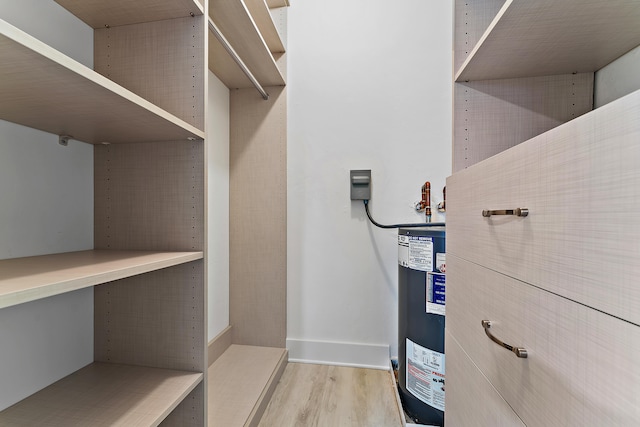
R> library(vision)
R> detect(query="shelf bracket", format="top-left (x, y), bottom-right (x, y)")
top-left (58, 135), bottom-right (72, 146)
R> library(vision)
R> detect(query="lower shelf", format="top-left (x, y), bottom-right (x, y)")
top-left (208, 344), bottom-right (287, 427)
top-left (0, 362), bottom-right (203, 426)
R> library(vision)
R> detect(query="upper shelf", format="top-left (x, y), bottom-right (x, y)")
top-left (0, 19), bottom-right (204, 144)
top-left (0, 249), bottom-right (203, 310)
top-left (54, 0), bottom-right (204, 28)
top-left (209, 0), bottom-right (285, 89)
top-left (455, 0), bottom-right (640, 82)
top-left (245, 0), bottom-right (285, 54)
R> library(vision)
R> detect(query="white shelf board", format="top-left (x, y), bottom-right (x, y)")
top-left (0, 249), bottom-right (203, 310)
top-left (0, 362), bottom-right (203, 426)
top-left (54, 0), bottom-right (203, 28)
top-left (0, 19), bottom-right (204, 144)
top-left (455, 0), bottom-right (640, 81)
top-left (209, 0), bottom-right (285, 88)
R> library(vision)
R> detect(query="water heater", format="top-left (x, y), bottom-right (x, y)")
top-left (398, 227), bottom-right (445, 426)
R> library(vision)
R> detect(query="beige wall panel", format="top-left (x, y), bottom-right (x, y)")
top-left (448, 89), bottom-right (640, 324)
top-left (95, 261), bottom-right (205, 372)
top-left (445, 331), bottom-right (525, 427)
top-left (95, 141), bottom-right (204, 252)
top-left (447, 255), bottom-right (640, 426)
top-left (453, 73), bottom-right (593, 171)
top-left (230, 86), bottom-right (286, 347)
top-left (94, 16), bottom-right (205, 130)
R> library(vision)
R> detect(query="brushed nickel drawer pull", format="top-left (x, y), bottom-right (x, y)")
top-left (482, 208), bottom-right (528, 217)
top-left (481, 320), bottom-right (528, 358)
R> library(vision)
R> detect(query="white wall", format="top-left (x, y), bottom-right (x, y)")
top-left (0, 0), bottom-right (94, 410)
top-left (287, 0), bottom-right (453, 368)
top-left (207, 71), bottom-right (231, 341)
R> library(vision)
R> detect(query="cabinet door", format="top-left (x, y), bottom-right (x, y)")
top-left (447, 254), bottom-right (640, 426)
top-left (447, 88), bottom-right (640, 325)
top-left (446, 330), bottom-right (525, 427)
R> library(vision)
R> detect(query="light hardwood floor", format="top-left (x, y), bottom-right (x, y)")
top-left (258, 363), bottom-right (404, 427)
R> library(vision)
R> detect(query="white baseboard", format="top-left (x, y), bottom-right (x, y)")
top-left (286, 338), bottom-right (390, 370)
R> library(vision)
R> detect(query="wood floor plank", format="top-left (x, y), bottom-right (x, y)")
top-left (258, 363), bottom-right (403, 427)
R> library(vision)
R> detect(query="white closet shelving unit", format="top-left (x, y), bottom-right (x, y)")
top-left (0, 0), bottom-right (207, 425)
top-left (205, 0), bottom-right (289, 425)
top-left (1, 0), bottom-right (287, 423)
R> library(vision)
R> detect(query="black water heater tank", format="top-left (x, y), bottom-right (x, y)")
top-left (398, 227), bottom-right (445, 426)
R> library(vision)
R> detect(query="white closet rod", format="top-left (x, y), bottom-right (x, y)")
top-left (207, 17), bottom-right (269, 100)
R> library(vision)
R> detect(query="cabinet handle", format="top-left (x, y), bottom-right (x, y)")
top-left (482, 208), bottom-right (528, 217)
top-left (481, 320), bottom-right (527, 358)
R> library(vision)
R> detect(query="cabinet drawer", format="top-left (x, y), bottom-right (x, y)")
top-left (446, 89), bottom-right (640, 324)
top-left (447, 254), bottom-right (640, 426)
top-left (445, 330), bottom-right (525, 427)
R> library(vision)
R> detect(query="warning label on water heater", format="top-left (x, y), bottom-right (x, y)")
top-left (406, 339), bottom-right (445, 412)
top-left (426, 272), bottom-right (446, 316)
top-left (398, 235), bottom-right (434, 272)
top-left (398, 235), bottom-right (410, 267)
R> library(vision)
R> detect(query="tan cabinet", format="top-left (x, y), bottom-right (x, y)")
top-left (447, 0), bottom-right (640, 425)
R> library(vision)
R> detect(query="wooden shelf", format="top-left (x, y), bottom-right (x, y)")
top-left (54, 0), bottom-right (203, 28)
top-left (245, 0), bottom-right (285, 54)
top-left (208, 345), bottom-right (287, 427)
top-left (455, 0), bottom-right (640, 82)
top-left (0, 362), bottom-right (203, 426)
top-left (0, 19), bottom-right (204, 144)
top-left (208, 0), bottom-right (285, 89)
top-left (0, 250), bottom-right (203, 309)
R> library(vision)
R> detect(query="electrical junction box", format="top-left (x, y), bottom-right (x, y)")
top-left (350, 169), bottom-right (371, 200)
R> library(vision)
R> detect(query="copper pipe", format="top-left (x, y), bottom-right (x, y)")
top-left (421, 181), bottom-right (432, 223)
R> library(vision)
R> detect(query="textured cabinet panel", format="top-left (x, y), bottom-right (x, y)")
top-left (95, 141), bottom-right (204, 252)
top-left (94, 16), bottom-right (205, 131)
top-left (447, 254), bottom-right (640, 426)
top-left (448, 88), bottom-right (640, 324)
top-left (445, 330), bottom-right (524, 427)
top-left (453, 73), bottom-right (593, 171)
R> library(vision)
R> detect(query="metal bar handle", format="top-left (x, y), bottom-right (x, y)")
top-left (481, 320), bottom-right (527, 358)
top-left (482, 208), bottom-right (528, 217)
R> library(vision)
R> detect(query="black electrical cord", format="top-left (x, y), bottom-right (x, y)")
top-left (363, 199), bottom-right (445, 229)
